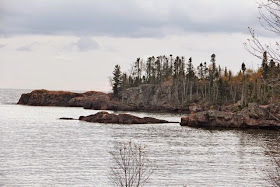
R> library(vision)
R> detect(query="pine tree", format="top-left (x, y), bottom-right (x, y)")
top-left (186, 58), bottom-right (195, 78)
top-left (112, 65), bottom-right (122, 98)
top-left (209, 54), bottom-right (217, 101)
top-left (224, 67), bottom-right (228, 78)
top-left (197, 63), bottom-right (204, 79)
top-left (262, 51), bottom-right (269, 79)
top-left (113, 53), bottom-right (279, 105)
top-left (241, 62), bottom-right (247, 106)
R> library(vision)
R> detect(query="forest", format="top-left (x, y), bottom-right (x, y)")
top-left (112, 52), bottom-right (280, 107)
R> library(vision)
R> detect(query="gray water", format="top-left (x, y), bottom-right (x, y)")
top-left (0, 88), bottom-right (279, 186)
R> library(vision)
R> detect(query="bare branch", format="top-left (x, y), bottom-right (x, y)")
top-left (109, 141), bottom-right (154, 187)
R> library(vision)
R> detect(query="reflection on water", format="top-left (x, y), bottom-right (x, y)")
top-left (0, 89), bottom-right (279, 186)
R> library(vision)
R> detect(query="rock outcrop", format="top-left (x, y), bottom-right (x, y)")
top-left (18, 89), bottom-right (85, 106)
top-left (59, 117), bottom-right (76, 120)
top-left (17, 89), bottom-right (136, 110)
top-left (181, 103), bottom-right (280, 129)
top-left (17, 89), bottom-right (190, 113)
top-left (79, 111), bottom-right (171, 124)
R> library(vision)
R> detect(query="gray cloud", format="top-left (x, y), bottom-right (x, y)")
top-left (74, 37), bottom-right (99, 51)
top-left (0, 44), bottom-right (6, 48)
top-left (16, 42), bottom-right (38, 51)
top-left (0, 0), bottom-right (263, 37)
top-left (65, 36), bottom-right (99, 52)
top-left (17, 45), bottom-right (32, 51)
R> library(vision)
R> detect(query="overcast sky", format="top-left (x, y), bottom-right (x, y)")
top-left (0, 0), bottom-right (277, 91)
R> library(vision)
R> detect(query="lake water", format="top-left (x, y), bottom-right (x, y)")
top-left (0, 88), bottom-right (279, 186)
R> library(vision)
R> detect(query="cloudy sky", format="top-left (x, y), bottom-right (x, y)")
top-left (0, 0), bottom-right (277, 91)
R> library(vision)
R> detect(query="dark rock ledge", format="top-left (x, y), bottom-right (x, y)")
top-left (17, 89), bottom-right (189, 113)
top-left (180, 103), bottom-right (280, 129)
top-left (79, 111), bottom-right (176, 124)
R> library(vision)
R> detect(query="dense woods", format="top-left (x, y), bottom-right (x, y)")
top-left (111, 53), bottom-right (280, 107)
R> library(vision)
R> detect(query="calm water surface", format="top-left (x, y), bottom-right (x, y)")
top-left (0, 88), bottom-right (279, 186)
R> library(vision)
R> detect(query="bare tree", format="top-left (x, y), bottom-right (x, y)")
top-left (244, 0), bottom-right (280, 97)
top-left (108, 141), bottom-right (154, 187)
top-left (244, 3), bottom-right (280, 185)
top-left (245, 0), bottom-right (280, 64)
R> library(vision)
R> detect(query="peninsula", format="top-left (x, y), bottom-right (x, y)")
top-left (18, 53), bottom-right (280, 129)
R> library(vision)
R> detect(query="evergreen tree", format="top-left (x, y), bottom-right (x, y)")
top-left (173, 56), bottom-right (180, 78)
top-left (209, 54), bottom-right (217, 100)
top-left (169, 54), bottom-right (173, 77)
top-left (224, 67), bottom-right (228, 78)
top-left (155, 57), bottom-right (161, 84)
top-left (262, 51), bottom-right (269, 79)
top-left (112, 65), bottom-right (122, 98)
top-left (197, 63), bottom-right (204, 79)
top-left (133, 58), bottom-right (142, 86)
top-left (146, 57), bottom-right (153, 83)
top-left (114, 53), bottom-right (279, 105)
top-left (187, 58), bottom-right (195, 78)
top-left (241, 62), bottom-right (247, 106)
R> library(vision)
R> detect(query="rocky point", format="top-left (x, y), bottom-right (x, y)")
top-left (181, 103), bottom-right (280, 129)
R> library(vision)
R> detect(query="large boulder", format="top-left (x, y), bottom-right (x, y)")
top-left (79, 111), bottom-right (170, 124)
top-left (181, 103), bottom-right (280, 129)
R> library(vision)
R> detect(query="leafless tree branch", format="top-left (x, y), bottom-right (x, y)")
top-left (108, 141), bottom-right (154, 187)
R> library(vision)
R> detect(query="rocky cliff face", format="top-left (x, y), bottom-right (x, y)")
top-left (181, 103), bottom-right (280, 129)
top-left (123, 84), bottom-right (189, 112)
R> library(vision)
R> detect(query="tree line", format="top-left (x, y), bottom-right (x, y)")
top-left (112, 53), bottom-right (280, 106)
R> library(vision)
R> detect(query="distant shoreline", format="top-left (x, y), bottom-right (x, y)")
top-left (17, 89), bottom-right (280, 130)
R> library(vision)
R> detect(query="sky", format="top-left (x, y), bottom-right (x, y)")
top-left (0, 0), bottom-right (277, 91)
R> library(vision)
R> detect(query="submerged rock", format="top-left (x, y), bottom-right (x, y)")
top-left (59, 117), bottom-right (76, 120)
top-left (79, 111), bottom-right (172, 124)
top-left (181, 103), bottom-right (280, 129)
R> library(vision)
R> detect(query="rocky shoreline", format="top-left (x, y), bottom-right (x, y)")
top-left (180, 103), bottom-right (280, 129)
top-left (17, 89), bottom-right (189, 113)
top-left (18, 89), bottom-right (280, 129)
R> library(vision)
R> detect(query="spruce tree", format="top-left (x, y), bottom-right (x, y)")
top-left (112, 65), bottom-right (122, 98)
top-left (241, 62), bottom-right (247, 106)
top-left (186, 58), bottom-right (195, 78)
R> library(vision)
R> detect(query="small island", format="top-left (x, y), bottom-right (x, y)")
top-left (79, 111), bottom-right (172, 124)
